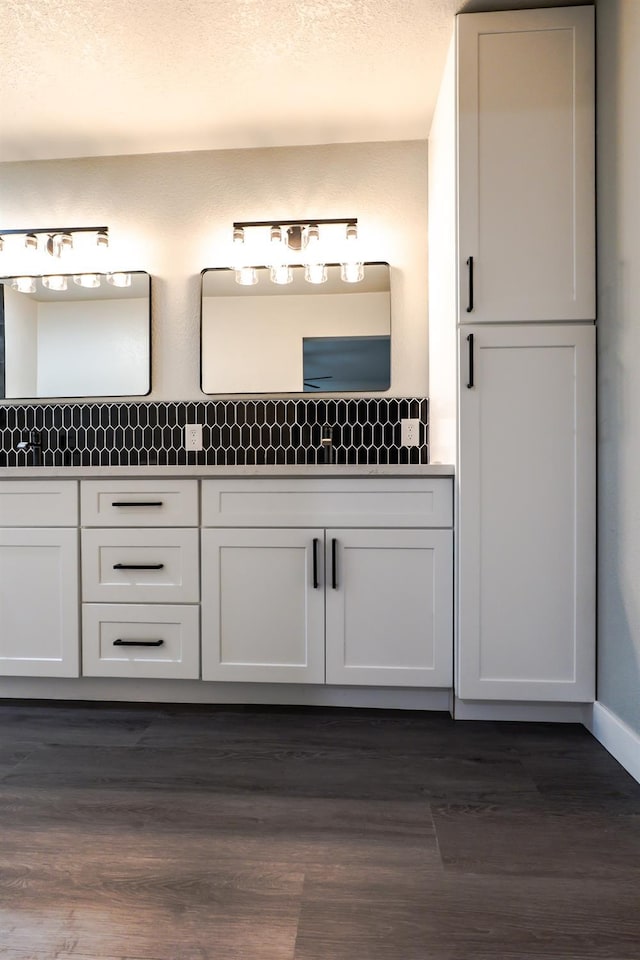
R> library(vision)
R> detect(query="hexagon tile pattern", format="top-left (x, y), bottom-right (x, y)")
top-left (0, 398), bottom-right (428, 468)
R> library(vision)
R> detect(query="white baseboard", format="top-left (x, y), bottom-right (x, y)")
top-left (453, 698), bottom-right (591, 723)
top-left (0, 677), bottom-right (452, 712)
top-left (586, 702), bottom-right (640, 785)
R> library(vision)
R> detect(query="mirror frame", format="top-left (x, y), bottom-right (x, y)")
top-left (0, 270), bottom-right (152, 401)
top-left (199, 262), bottom-right (391, 396)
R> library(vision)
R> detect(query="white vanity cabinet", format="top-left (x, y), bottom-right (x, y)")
top-left (80, 480), bottom-right (200, 679)
top-left (457, 5), bottom-right (595, 324)
top-left (201, 479), bottom-right (453, 687)
top-left (0, 481), bottom-right (79, 677)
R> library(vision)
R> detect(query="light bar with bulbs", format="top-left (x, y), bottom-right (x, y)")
top-left (0, 226), bottom-right (113, 293)
top-left (230, 218), bottom-right (364, 287)
top-left (0, 226), bottom-right (109, 257)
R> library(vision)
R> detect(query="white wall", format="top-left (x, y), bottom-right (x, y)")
top-left (3, 286), bottom-right (37, 397)
top-left (0, 141), bottom-right (427, 400)
top-left (596, 0), bottom-right (640, 736)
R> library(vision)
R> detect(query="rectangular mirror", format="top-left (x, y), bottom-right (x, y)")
top-left (0, 271), bottom-right (151, 399)
top-left (201, 263), bottom-right (391, 394)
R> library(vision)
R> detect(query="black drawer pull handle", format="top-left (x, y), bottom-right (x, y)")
top-left (113, 639), bottom-right (164, 647)
top-left (113, 563), bottom-right (165, 570)
top-left (312, 537), bottom-right (319, 589)
top-left (331, 538), bottom-right (338, 590)
top-left (466, 256), bottom-right (474, 313)
top-left (111, 501), bottom-right (164, 507)
top-left (467, 333), bottom-right (475, 389)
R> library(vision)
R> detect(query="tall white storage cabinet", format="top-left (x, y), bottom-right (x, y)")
top-left (429, 6), bottom-right (596, 704)
top-left (457, 6), bottom-right (595, 324)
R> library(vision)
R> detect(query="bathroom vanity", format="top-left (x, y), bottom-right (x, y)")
top-left (0, 468), bottom-right (457, 711)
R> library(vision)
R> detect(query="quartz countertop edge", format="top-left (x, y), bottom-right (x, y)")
top-left (0, 463), bottom-right (454, 479)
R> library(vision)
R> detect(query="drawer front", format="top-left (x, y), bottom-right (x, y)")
top-left (82, 528), bottom-right (199, 603)
top-left (201, 478), bottom-right (453, 528)
top-left (81, 480), bottom-right (198, 527)
top-left (82, 604), bottom-right (199, 679)
top-left (0, 481), bottom-right (78, 527)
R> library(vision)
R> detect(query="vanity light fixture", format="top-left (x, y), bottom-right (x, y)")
top-left (231, 218), bottom-right (364, 286)
top-left (341, 222), bottom-right (364, 283)
top-left (0, 225), bottom-right (110, 259)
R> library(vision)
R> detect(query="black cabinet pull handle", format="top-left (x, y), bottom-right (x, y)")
top-left (466, 256), bottom-right (474, 313)
top-left (113, 639), bottom-right (164, 647)
top-left (331, 538), bottom-right (338, 590)
top-left (467, 333), bottom-right (475, 389)
top-left (112, 563), bottom-right (165, 570)
top-left (111, 501), bottom-right (164, 507)
top-left (312, 538), bottom-right (319, 589)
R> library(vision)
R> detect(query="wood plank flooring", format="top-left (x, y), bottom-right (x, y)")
top-left (0, 702), bottom-right (638, 959)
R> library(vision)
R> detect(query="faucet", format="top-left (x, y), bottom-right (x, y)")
top-left (17, 430), bottom-right (42, 466)
top-left (320, 424), bottom-right (334, 464)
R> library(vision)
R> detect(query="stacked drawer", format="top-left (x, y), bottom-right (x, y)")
top-left (80, 480), bottom-right (200, 679)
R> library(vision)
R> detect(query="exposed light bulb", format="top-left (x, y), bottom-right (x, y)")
top-left (235, 266), bottom-right (258, 286)
top-left (10, 276), bottom-right (36, 293)
top-left (96, 230), bottom-right (109, 249)
top-left (233, 226), bottom-right (245, 245)
top-left (42, 275), bottom-right (68, 291)
top-left (106, 272), bottom-right (132, 288)
top-left (341, 262), bottom-right (364, 283)
top-left (306, 224), bottom-right (320, 246)
top-left (74, 274), bottom-right (101, 288)
top-left (25, 233), bottom-right (38, 251)
top-left (305, 263), bottom-right (327, 284)
top-left (270, 265), bottom-right (293, 285)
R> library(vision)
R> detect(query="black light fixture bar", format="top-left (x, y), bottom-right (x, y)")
top-left (0, 226), bottom-right (108, 237)
top-left (233, 218), bottom-right (357, 229)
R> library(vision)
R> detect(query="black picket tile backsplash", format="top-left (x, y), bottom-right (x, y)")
top-left (0, 397), bottom-right (429, 467)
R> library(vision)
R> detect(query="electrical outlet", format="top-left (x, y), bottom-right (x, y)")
top-left (401, 418), bottom-right (421, 447)
top-left (185, 423), bottom-right (203, 451)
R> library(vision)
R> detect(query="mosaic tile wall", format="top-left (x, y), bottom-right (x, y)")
top-left (0, 398), bottom-right (429, 467)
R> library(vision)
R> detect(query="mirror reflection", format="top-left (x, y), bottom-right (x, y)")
top-left (201, 263), bottom-right (391, 394)
top-left (0, 272), bottom-right (151, 399)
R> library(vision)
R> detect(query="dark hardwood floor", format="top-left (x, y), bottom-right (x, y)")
top-left (0, 701), bottom-right (638, 960)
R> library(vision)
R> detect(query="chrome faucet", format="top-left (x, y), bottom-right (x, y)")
top-left (17, 430), bottom-right (42, 465)
top-left (320, 424), bottom-right (334, 463)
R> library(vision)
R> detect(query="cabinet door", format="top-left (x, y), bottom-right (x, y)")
top-left (457, 324), bottom-right (595, 701)
top-left (0, 528), bottom-right (79, 677)
top-left (201, 528), bottom-right (325, 683)
top-left (325, 529), bottom-right (453, 687)
top-left (457, 6), bottom-right (594, 323)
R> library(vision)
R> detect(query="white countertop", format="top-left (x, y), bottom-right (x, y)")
top-left (0, 463), bottom-right (454, 479)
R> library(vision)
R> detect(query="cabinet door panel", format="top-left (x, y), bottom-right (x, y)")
top-left (201, 528), bottom-right (325, 683)
top-left (325, 529), bottom-right (453, 687)
top-left (457, 324), bottom-right (595, 701)
top-left (0, 528), bottom-right (79, 677)
top-left (458, 6), bottom-right (594, 322)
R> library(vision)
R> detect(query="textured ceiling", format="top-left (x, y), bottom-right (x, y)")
top-left (0, 0), bottom-right (592, 162)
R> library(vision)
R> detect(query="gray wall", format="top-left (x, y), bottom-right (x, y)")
top-left (596, 0), bottom-right (640, 734)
